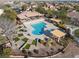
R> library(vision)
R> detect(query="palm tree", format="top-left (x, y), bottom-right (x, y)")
top-left (21, 4), bottom-right (27, 11)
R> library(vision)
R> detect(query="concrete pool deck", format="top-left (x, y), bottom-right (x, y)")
top-left (22, 18), bottom-right (58, 40)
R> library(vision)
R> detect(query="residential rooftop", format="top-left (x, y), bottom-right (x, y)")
top-left (17, 11), bottom-right (43, 19)
top-left (51, 18), bottom-right (61, 23)
top-left (67, 10), bottom-right (79, 19)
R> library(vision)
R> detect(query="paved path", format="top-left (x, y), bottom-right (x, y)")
top-left (65, 25), bottom-right (79, 35)
top-left (66, 25), bottom-right (79, 42)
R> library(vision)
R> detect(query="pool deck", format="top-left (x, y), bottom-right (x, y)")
top-left (22, 19), bottom-right (58, 41)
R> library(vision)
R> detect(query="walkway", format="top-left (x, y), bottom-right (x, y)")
top-left (66, 25), bottom-right (79, 43)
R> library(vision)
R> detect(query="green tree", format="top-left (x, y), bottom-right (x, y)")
top-left (0, 35), bottom-right (11, 57)
top-left (58, 6), bottom-right (69, 11)
top-left (74, 5), bottom-right (79, 12)
top-left (0, 45), bottom-right (12, 57)
top-left (4, 4), bottom-right (11, 8)
top-left (32, 40), bottom-right (37, 46)
top-left (35, 6), bottom-right (46, 14)
top-left (46, 9), bottom-right (53, 17)
top-left (57, 10), bottom-right (67, 19)
top-left (56, 5), bottom-right (68, 20)
top-left (21, 4), bottom-right (27, 11)
top-left (3, 48), bottom-right (12, 56)
top-left (3, 7), bottom-right (17, 20)
top-left (22, 37), bottom-right (28, 42)
top-left (46, 9), bottom-right (57, 18)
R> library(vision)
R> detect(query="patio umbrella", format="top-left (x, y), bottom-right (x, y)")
top-left (35, 38), bottom-right (38, 42)
top-left (35, 38), bottom-right (39, 45)
top-left (38, 39), bottom-right (41, 43)
top-left (44, 37), bottom-right (49, 42)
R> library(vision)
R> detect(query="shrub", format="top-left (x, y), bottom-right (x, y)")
top-left (13, 37), bottom-right (20, 42)
top-left (22, 37), bottom-right (28, 42)
top-left (33, 49), bottom-right (39, 54)
top-left (43, 42), bottom-right (47, 46)
top-left (18, 33), bottom-right (23, 37)
top-left (59, 39), bottom-right (67, 48)
top-left (3, 48), bottom-right (12, 57)
top-left (51, 42), bottom-right (53, 46)
top-left (28, 51), bottom-right (32, 56)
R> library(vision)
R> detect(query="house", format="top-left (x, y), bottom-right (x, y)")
top-left (50, 18), bottom-right (62, 24)
top-left (44, 3), bottom-right (57, 11)
top-left (67, 10), bottom-right (79, 26)
top-left (43, 6), bottom-right (49, 10)
top-left (17, 11), bottom-right (44, 25)
top-left (51, 29), bottom-right (66, 42)
top-left (17, 11), bottom-right (43, 20)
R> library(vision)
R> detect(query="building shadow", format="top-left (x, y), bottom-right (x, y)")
top-left (44, 30), bottom-right (53, 39)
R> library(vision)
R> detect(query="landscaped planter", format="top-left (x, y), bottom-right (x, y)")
top-left (23, 44), bottom-right (30, 49)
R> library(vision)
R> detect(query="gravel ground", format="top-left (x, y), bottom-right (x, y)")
top-left (49, 42), bottom-right (79, 58)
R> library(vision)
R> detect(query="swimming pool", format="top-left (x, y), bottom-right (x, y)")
top-left (31, 22), bottom-right (46, 35)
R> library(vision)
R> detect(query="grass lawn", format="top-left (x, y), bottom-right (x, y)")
top-left (13, 37), bottom-right (20, 42)
top-left (32, 40), bottom-right (37, 45)
top-left (22, 37), bottom-right (28, 42)
top-left (24, 44), bottom-right (30, 49)
top-left (74, 29), bottom-right (79, 38)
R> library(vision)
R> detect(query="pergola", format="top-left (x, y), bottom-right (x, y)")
top-left (51, 29), bottom-right (66, 42)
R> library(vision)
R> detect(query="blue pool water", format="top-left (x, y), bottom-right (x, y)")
top-left (31, 22), bottom-right (46, 35)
